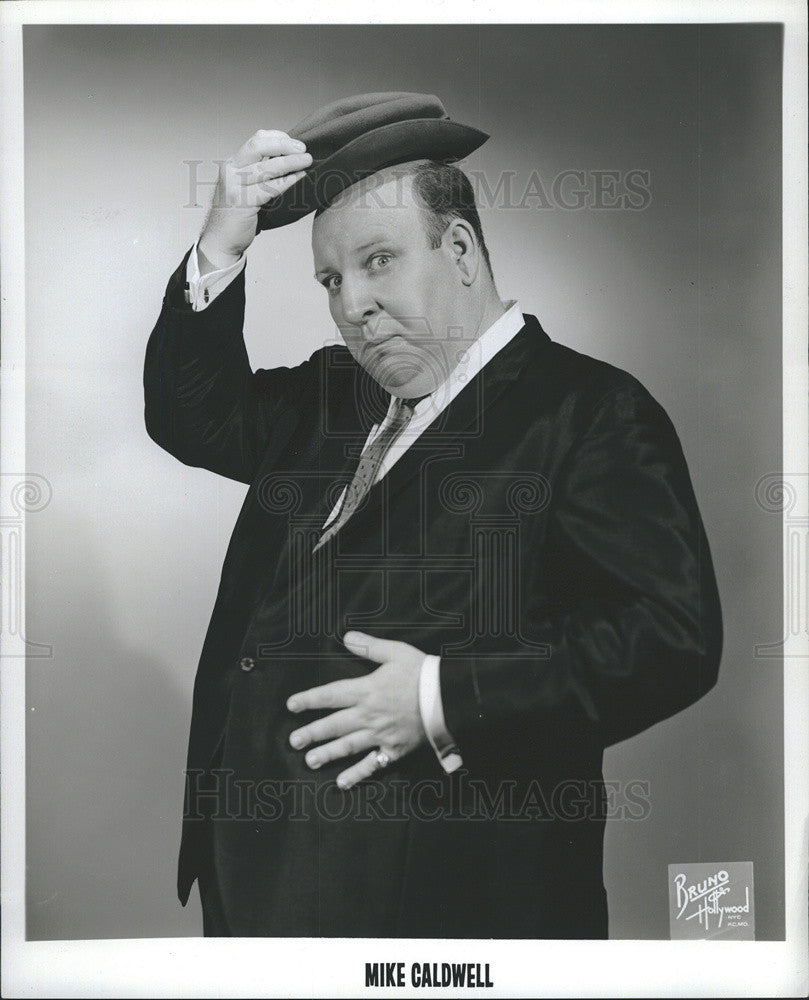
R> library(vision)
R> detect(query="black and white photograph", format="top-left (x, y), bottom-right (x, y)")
top-left (1, 1), bottom-right (807, 996)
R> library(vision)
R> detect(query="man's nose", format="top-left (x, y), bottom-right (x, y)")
top-left (340, 275), bottom-right (378, 327)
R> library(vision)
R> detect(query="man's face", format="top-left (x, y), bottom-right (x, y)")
top-left (311, 170), bottom-right (466, 398)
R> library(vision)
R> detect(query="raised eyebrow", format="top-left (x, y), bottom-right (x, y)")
top-left (356, 238), bottom-right (390, 254)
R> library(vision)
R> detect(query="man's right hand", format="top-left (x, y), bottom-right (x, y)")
top-left (197, 130), bottom-right (312, 272)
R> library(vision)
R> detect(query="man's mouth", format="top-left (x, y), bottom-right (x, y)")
top-left (371, 335), bottom-right (401, 350)
top-left (362, 333), bottom-right (402, 356)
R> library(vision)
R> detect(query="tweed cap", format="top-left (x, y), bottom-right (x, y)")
top-left (255, 91), bottom-right (489, 231)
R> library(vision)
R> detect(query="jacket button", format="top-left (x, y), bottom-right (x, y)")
top-left (239, 656), bottom-right (255, 672)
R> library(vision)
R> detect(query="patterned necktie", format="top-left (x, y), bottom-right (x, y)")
top-left (313, 396), bottom-right (423, 553)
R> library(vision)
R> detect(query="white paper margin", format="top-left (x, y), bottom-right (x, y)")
top-left (1, 1), bottom-right (806, 997)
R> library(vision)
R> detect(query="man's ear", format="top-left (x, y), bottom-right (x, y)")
top-left (445, 219), bottom-right (479, 286)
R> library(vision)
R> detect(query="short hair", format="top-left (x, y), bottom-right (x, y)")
top-left (405, 160), bottom-right (493, 278)
top-left (315, 159), bottom-right (494, 278)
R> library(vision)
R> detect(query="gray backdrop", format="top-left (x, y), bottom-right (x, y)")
top-left (24, 23), bottom-right (784, 940)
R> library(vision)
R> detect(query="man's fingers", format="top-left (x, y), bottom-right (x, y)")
top-left (337, 750), bottom-right (385, 791)
top-left (232, 130), bottom-right (307, 168)
top-left (239, 170), bottom-right (308, 208)
top-left (289, 707), bottom-right (359, 750)
top-left (236, 152), bottom-right (312, 185)
top-left (343, 630), bottom-right (402, 665)
top-left (301, 729), bottom-right (376, 770)
top-left (287, 676), bottom-right (363, 714)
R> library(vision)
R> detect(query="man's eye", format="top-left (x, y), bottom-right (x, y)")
top-left (324, 275), bottom-right (341, 292)
top-left (368, 254), bottom-right (392, 271)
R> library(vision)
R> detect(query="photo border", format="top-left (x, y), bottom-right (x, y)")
top-left (2, 1), bottom-right (806, 996)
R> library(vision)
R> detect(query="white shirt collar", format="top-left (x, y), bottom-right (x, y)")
top-left (391, 300), bottom-right (524, 425)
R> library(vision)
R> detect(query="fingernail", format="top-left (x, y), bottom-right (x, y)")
top-left (292, 140), bottom-right (306, 150)
top-left (290, 732), bottom-right (302, 748)
top-left (344, 632), bottom-right (360, 643)
top-left (287, 698), bottom-right (299, 712)
top-left (306, 753), bottom-right (320, 768)
top-left (336, 777), bottom-right (348, 790)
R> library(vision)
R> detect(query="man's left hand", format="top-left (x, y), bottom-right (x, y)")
top-left (287, 631), bottom-right (428, 790)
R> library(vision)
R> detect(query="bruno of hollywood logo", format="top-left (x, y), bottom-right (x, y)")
top-left (668, 862), bottom-right (755, 940)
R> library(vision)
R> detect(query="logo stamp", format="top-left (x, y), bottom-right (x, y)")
top-left (668, 862), bottom-right (755, 940)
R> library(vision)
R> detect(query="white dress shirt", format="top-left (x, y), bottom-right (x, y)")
top-left (185, 244), bottom-right (526, 773)
top-left (185, 244), bottom-right (247, 309)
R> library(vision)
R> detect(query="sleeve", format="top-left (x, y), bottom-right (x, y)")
top-left (418, 655), bottom-right (463, 773)
top-left (185, 242), bottom-right (246, 311)
top-left (144, 247), bottom-right (323, 484)
top-left (439, 382), bottom-right (723, 751)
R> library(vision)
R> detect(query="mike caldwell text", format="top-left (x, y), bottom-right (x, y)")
top-left (365, 963), bottom-right (494, 988)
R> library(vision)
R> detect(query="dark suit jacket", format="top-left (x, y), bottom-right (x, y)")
top-left (144, 249), bottom-right (722, 938)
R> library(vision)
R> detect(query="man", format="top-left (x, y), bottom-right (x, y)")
top-left (144, 92), bottom-right (722, 938)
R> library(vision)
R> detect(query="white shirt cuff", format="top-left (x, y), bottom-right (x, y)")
top-left (418, 654), bottom-right (463, 773)
top-left (184, 243), bottom-right (246, 311)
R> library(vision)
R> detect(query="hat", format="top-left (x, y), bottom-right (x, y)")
top-left (255, 91), bottom-right (489, 232)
